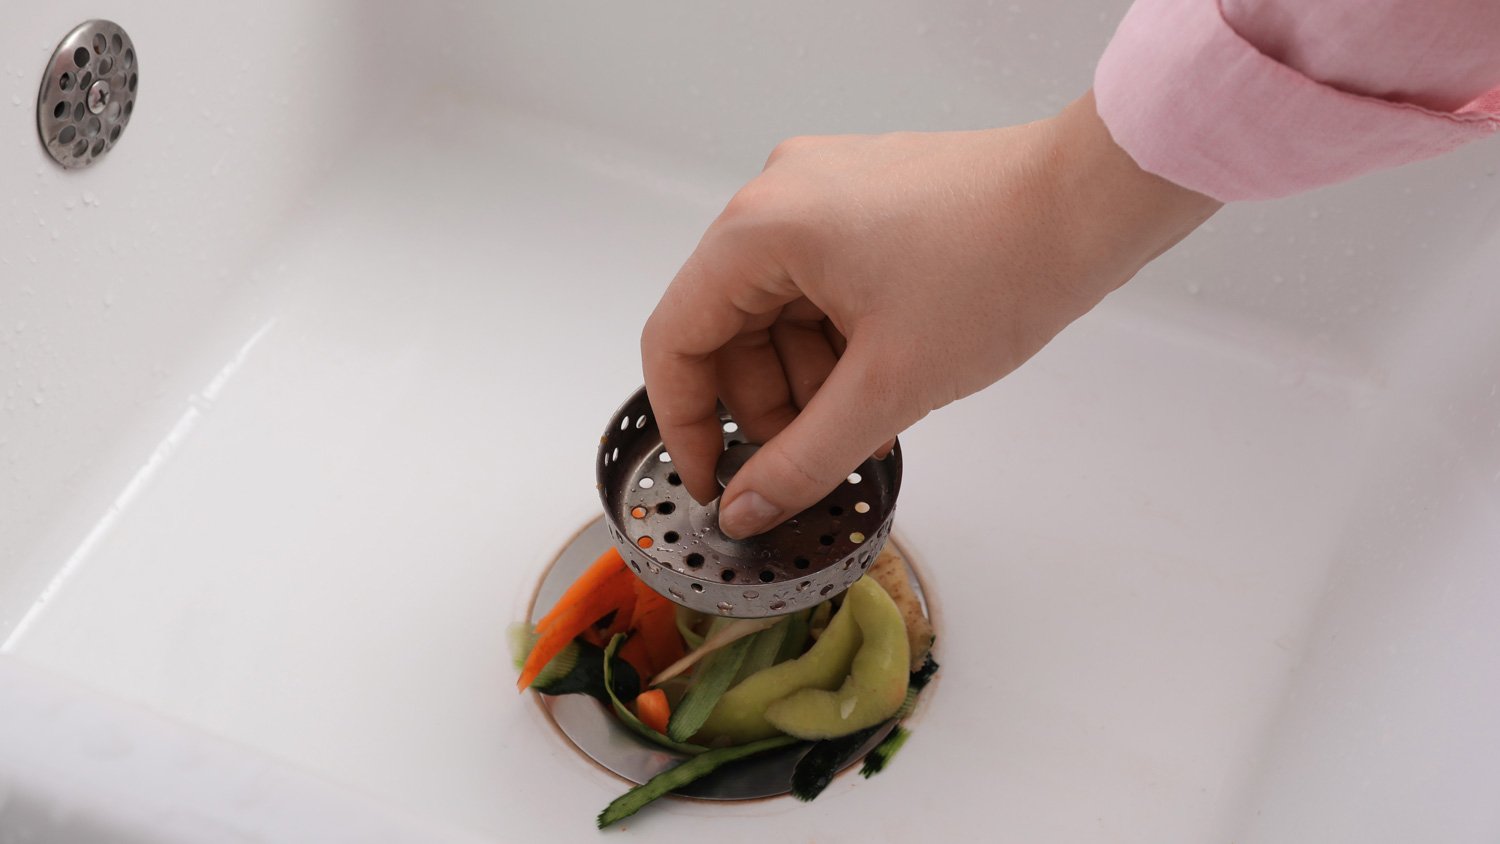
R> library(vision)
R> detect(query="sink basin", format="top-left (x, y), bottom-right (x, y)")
top-left (2, 2), bottom-right (1498, 842)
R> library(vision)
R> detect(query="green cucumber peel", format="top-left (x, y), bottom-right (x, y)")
top-left (597, 734), bottom-right (800, 829)
top-left (734, 616), bottom-right (791, 684)
top-left (675, 605), bottom-right (707, 649)
top-left (776, 609), bottom-right (811, 664)
top-left (666, 632), bottom-right (755, 742)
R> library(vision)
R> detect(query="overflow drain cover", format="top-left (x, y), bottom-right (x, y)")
top-left (38, 20), bottom-right (139, 169)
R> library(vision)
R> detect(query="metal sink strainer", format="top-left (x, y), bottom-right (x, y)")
top-left (597, 386), bottom-right (902, 618)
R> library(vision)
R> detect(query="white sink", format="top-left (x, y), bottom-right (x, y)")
top-left (2, 2), bottom-right (1498, 842)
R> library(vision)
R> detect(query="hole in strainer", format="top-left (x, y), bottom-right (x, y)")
top-left (847, 472), bottom-right (862, 484)
top-left (128, 73), bottom-right (137, 93)
top-left (663, 531), bottom-right (680, 544)
top-left (73, 47), bottom-right (90, 68)
top-left (759, 570), bottom-right (775, 583)
top-left (667, 472), bottom-right (681, 486)
top-left (73, 102), bottom-right (85, 121)
top-left (71, 139), bottom-right (87, 156)
top-left (638, 477), bottom-right (654, 489)
top-left (97, 57), bottom-right (113, 75)
top-left (57, 125), bottom-right (76, 144)
top-left (635, 414), bottom-right (648, 429)
top-left (90, 139), bottom-right (104, 156)
top-left (637, 536), bottom-right (654, 549)
top-left (111, 34), bottom-right (123, 54)
top-left (658, 451), bottom-right (671, 462)
top-left (828, 505), bottom-right (844, 517)
top-left (722, 421), bottom-right (739, 433)
top-left (685, 553), bottom-right (704, 568)
top-left (818, 535), bottom-right (834, 546)
top-left (124, 48), bottom-right (135, 70)
top-left (59, 73), bottom-right (74, 91)
top-left (656, 501), bottom-right (676, 515)
top-left (850, 532), bottom-right (865, 543)
top-left (854, 501), bottom-right (870, 514)
top-left (691, 583), bottom-right (704, 593)
top-left (52, 101), bottom-right (66, 119)
top-left (109, 125), bottom-right (121, 143)
top-left (620, 417), bottom-right (629, 431)
top-left (720, 569), bottom-right (736, 582)
top-left (794, 557), bottom-right (810, 569)
top-left (84, 116), bottom-right (101, 139)
top-left (92, 33), bottom-right (107, 54)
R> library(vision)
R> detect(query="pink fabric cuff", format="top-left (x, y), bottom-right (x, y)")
top-left (1094, 0), bottom-right (1500, 201)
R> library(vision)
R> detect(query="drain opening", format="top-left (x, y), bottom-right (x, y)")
top-left (526, 516), bottom-right (938, 801)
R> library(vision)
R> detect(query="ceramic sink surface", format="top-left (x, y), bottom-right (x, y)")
top-left (2, 2), bottom-right (1498, 842)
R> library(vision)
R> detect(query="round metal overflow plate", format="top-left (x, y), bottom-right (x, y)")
top-left (37, 20), bottom-right (139, 169)
top-left (531, 517), bottom-right (934, 799)
top-left (597, 386), bottom-right (902, 619)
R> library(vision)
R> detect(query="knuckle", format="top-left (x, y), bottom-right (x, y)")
top-left (719, 178), bottom-right (779, 223)
top-left (753, 439), bottom-right (835, 505)
top-left (765, 135), bottom-right (815, 166)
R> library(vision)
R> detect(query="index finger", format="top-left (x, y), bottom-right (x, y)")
top-left (641, 230), bottom-right (797, 504)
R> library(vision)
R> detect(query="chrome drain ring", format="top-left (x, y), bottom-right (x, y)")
top-left (528, 517), bottom-right (935, 800)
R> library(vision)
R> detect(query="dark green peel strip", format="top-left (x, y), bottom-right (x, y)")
top-left (860, 725), bottom-right (911, 777)
top-left (531, 639), bottom-right (638, 705)
top-left (788, 723), bottom-right (885, 801)
top-left (597, 735), bottom-right (801, 829)
top-left (791, 653), bottom-right (941, 800)
top-left (909, 653), bottom-right (940, 690)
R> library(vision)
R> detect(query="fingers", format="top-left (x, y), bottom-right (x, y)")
top-left (715, 329), bottom-right (799, 446)
top-left (770, 304), bottom-right (839, 411)
top-left (642, 231), bottom-right (798, 504)
top-left (718, 330), bottom-right (917, 538)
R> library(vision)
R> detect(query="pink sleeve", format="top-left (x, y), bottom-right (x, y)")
top-left (1094, 0), bottom-right (1500, 201)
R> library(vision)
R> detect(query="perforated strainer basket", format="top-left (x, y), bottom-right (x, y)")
top-left (597, 387), bottom-right (901, 618)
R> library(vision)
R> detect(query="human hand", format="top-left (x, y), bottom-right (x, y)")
top-left (641, 91), bottom-right (1220, 539)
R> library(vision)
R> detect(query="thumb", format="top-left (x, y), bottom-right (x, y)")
top-left (718, 334), bottom-right (915, 539)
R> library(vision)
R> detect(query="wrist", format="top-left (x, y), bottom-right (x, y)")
top-left (1042, 90), bottom-right (1222, 297)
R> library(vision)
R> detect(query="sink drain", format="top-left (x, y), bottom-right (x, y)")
top-left (528, 516), bottom-right (936, 800)
top-left (37, 20), bottom-right (139, 169)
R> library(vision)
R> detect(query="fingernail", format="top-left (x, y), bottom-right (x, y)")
top-left (719, 491), bottom-right (781, 539)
